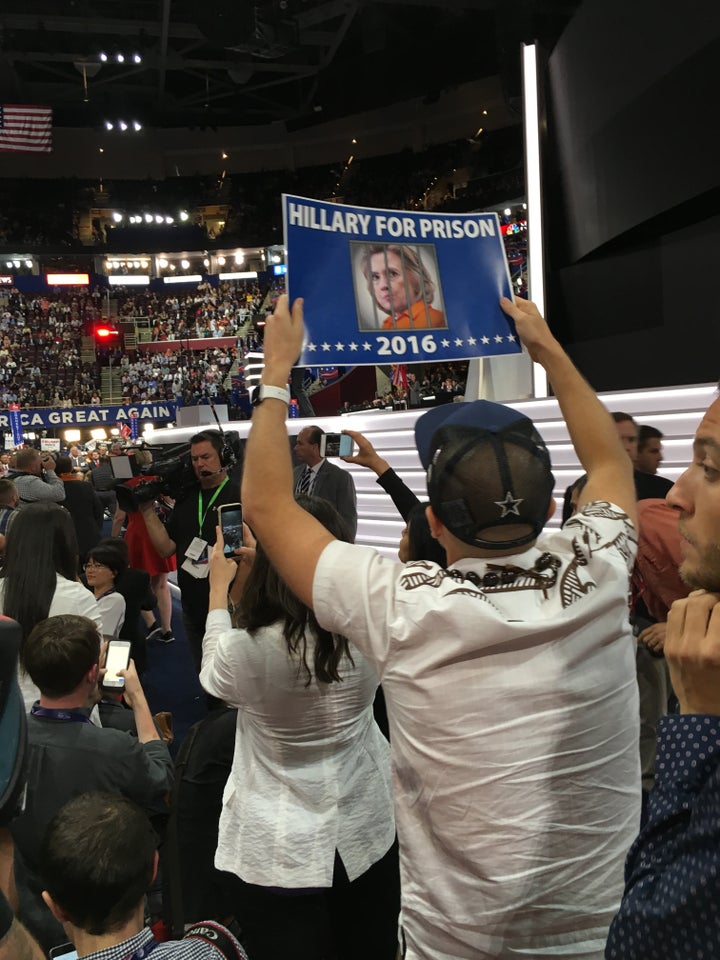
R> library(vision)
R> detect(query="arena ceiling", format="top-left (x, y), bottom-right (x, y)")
top-left (0, 0), bottom-right (580, 130)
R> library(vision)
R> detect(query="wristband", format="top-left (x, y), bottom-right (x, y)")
top-left (251, 384), bottom-right (291, 406)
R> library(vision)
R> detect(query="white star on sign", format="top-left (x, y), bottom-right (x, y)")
top-left (335, 342), bottom-right (345, 350)
top-left (494, 334), bottom-right (503, 343)
top-left (507, 334), bottom-right (516, 342)
top-left (467, 336), bottom-right (477, 345)
top-left (454, 338), bottom-right (464, 346)
top-left (321, 342), bottom-right (331, 351)
top-left (494, 490), bottom-right (523, 517)
top-left (481, 336), bottom-right (490, 344)
top-left (362, 341), bottom-right (373, 350)
top-left (306, 342), bottom-right (317, 352)
top-left (349, 342), bottom-right (358, 351)
top-left (441, 339), bottom-right (450, 347)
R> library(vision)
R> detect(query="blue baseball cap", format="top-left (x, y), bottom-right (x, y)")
top-left (415, 400), bottom-right (555, 550)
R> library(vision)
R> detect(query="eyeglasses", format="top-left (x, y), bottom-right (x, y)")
top-left (84, 560), bottom-right (109, 569)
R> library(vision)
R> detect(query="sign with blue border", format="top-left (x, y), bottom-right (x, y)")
top-left (283, 195), bottom-right (519, 366)
top-left (0, 402), bottom-right (176, 431)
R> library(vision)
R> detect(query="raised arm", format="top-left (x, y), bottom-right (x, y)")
top-left (241, 296), bottom-right (335, 608)
top-left (500, 296), bottom-right (636, 526)
top-left (138, 501), bottom-right (176, 558)
top-left (342, 429), bottom-right (420, 522)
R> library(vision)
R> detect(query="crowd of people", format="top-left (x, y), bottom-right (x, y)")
top-left (116, 280), bottom-right (265, 342)
top-left (0, 289), bottom-right (717, 960)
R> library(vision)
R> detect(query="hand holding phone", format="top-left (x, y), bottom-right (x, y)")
top-left (218, 503), bottom-right (243, 558)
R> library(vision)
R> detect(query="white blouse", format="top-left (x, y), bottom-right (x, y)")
top-left (200, 608), bottom-right (395, 888)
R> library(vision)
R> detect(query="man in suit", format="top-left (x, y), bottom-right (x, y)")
top-left (293, 425), bottom-right (357, 540)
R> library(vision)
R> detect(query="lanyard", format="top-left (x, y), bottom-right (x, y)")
top-left (197, 476), bottom-right (228, 536)
top-left (31, 705), bottom-right (92, 724)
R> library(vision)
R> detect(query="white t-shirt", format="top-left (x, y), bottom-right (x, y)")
top-left (313, 502), bottom-right (641, 960)
top-left (96, 591), bottom-right (126, 640)
top-left (0, 574), bottom-right (104, 711)
top-left (200, 609), bottom-right (395, 888)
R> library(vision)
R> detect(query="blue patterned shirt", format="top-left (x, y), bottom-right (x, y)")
top-left (606, 715), bottom-right (720, 959)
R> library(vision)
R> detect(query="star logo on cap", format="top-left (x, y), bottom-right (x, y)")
top-left (494, 490), bottom-right (523, 517)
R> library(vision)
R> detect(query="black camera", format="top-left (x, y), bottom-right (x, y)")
top-left (114, 432), bottom-right (242, 513)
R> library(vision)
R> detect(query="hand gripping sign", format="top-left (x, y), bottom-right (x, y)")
top-left (282, 195), bottom-right (520, 367)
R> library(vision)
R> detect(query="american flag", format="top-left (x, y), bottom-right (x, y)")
top-left (0, 105), bottom-right (52, 153)
top-left (391, 364), bottom-right (408, 390)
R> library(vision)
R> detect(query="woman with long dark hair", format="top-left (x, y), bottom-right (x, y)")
top-left (0, 501), bottom-right (102, 709)
top-left (200, 495), bottom-right (398, 960)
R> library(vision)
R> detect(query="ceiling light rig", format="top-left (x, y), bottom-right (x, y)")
top-left (98, 51), bottom-right (142, 64)
top-left (104, 120), bottom-right (143, 132)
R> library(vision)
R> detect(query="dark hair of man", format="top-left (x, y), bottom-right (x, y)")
top-left (0, 478), bottom-right (16, 507)
top-left (1, 502), bottom-right (80, 643)
top-left (305, 426), bottom-right (324, 448)
top-left (406, 501), bottom-right (447, 567)
top-left (14, 448), bottom-right (40, 472)
top-left (611, 411), bottom-right (636, 425)
top-left (39, 793), bottom-right (157, 936)
top-left (23, 615), bottom-right (100, 697)
top-left (237, 494), bottom-right (353, 685)
top-left (190, 430), bottom-right (224, 456)
top-left (86, 543), bottom-right (128, 580)
top-left (638, 424), bottom-right (663, 450)
top-left (55, 454), bottom-right (72, 474)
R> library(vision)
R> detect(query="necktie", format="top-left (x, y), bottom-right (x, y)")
top-left (297, 467), bottom-right (313, 495)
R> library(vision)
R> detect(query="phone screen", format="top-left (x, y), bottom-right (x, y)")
top-left (50, 943), bottom-right (79, 959)
top-left (322, 433), bottom-right (353, 458)
top-left (220, 504), bottom-right (244, 557)
top-left (104, 641), bottom-right (131, 687)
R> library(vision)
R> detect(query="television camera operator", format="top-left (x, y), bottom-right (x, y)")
top-left (129, 431), bottom-right (241, 672)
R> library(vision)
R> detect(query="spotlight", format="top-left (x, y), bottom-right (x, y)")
top-left (203, 258), bottom-right (210, 267)
top-left (155, 215), bottom-right (163, 224)
top-left (5, 262), bottom-right (12, 269)
top-left (179, 211), bottom-right (189, 222)
top-left (169, 264), bottom-right (176, 271)
top-left (157, 258), bottom-right (169, 268)
top-left (133, 121), bottom-right (142, 132)
top-left (181, 259), bottom-right (190, 269)
top-left (234, 251), bottom-right (244, 264)
top-left (12, 260), bottom-right (20, 268)
top-left (217, 256), bottom-right (226, 266)
top-left (116, 53), bottom-right (125, 63)
top-left (112, 212), bottom-right (123, 223)
top-left (105, 121), bottom-right (113, 130)
top-left (165, 216), bottom-right (173, 224)
top-left (140, 259), bottom-right (148, 268)
top-left (25, 260), bottom-right (32, 268)
top-left (132, 53), bottom-right (142, 64)
top-left (503, 208), bottom-right (511, 216)
top-left (133, 260), bottom-right (140, 269)
top-left (144, 213), bottom-right (153, 223)
top-left (99, 52), bottom-right (108, 62)
top-left (119, 121), bottom-right (128, 131)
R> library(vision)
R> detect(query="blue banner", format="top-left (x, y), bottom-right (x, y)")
top-left (8, 403), bottom-right (24, 447)
top-left (0, 402), bottom-right (176, 431)
top-left (283, 195), bottom-right (519, 367)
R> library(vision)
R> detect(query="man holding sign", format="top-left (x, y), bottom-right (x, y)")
top-left (241, 294), bottom-right (639, 959)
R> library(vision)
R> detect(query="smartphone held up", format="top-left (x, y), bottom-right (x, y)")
top-left (320, 433), bottom-right (353, 458)
top-left (218, 502), bottom-right (244, 559)
top-left (103, 640), bottom-right (132, 690)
